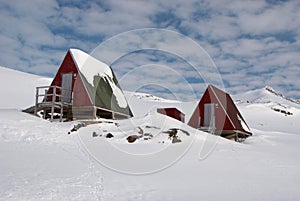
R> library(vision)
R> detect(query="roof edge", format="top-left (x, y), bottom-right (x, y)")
top-left (68, 49), bottom-right (94, 106)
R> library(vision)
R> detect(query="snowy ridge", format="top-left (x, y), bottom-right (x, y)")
top-left (234, 85), bottom-right (300, 118)
top-left (264, 86), bottom-right (300, 104)
top-left (235, 86), bottom-right (300, 107)
top-left (233, 86), bottom-right (300, 134)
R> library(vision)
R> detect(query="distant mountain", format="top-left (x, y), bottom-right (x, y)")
top-left (264, 86), bottom-right (300, 105)
top-left (234, 86), bottom-right (300, 117)
top-left (235, 86), bottom-right (299, 105)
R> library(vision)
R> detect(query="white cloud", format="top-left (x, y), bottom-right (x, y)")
top-left (237, 1), bottom-right (300, 35)
top-left (0, 0), bottom-right (299, 99)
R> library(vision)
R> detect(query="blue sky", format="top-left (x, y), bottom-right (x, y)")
top-left (0, 0), bottom-right (299, 100)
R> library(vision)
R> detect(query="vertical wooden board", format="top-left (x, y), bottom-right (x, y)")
top-left (72, 75), bottom-right (93, 107)
top-left (45, 51), bottom-right (78, 102)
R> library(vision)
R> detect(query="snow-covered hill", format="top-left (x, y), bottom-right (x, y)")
top-left (0, 66), bottom-right (300, 201)
top-left (233, 86), bottom-right (300, 134)
top-left (234, 86), bottom-right (300, 109)
top-left (0, 66), bottom-right (51, 109)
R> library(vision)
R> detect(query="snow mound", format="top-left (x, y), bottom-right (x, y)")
top-left (78, 112), bottom-right (193, 147)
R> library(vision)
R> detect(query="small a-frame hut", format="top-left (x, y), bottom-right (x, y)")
top-left (157, 107), bottom-right (185, 123)
top-left (188, 85), bottom-right (252, 140)
top-left (26, 49), bottom-right (133, 120)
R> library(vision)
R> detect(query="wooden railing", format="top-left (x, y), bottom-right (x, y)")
top-left (34, 86), bottom-right (71, 122)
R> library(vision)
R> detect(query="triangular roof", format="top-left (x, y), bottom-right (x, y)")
top-left (188, 85), bottom-right (251, 135)
top-left (48, 48), bottom-right (133, 118)
top-left (208, 85), bottom-right (251, 133)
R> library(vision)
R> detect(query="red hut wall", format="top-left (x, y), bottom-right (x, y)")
top-left (188, 85), bottom-right (251, 135)
top-left (45, 50), bottom-right (92, 107)
top-left (46, 51), bottom-right (77, 100)
top-left (157, 108), bottom-right (185, 123)
top-left (72, 76), bottom-right (92, 107)
top-left (188, 87), bottom-right (234, 131)
top-left (209, 86), bottom-right (250, 132)
top-left (224, 93), bottom-right (249, 132)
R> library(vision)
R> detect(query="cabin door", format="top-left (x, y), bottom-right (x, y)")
top-left (61, 73), bottom-right (73, 104)
top-left (204, 103), bottom-right (215, 128)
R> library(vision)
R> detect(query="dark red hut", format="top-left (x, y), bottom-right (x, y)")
top-left (157, 108), bottom-right (185, 123)
top-left (188, 85), bottom-right (251, 140)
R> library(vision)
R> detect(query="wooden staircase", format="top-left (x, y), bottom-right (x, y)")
top-left (23, 86), bottom-right (73, 122)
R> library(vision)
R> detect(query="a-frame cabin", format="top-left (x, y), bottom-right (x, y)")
top-left (188, 85), bottom-right (252, 141)
top-left (25, 49), bottom-right (133, 121)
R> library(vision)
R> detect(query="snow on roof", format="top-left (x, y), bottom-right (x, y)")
top-left (69, 49), bottom-right (113, 86)
top-left (69, 49), bottom-right (128, 109)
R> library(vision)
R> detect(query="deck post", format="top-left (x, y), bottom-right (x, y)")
top-left (93, 107), bottom-right (97, 119)
top-left (51, 86), bottom-right (55, 122)
top-left (60, 102), bottom-right (63, 122)
top-left (34, 87), bottom-right (39, 116)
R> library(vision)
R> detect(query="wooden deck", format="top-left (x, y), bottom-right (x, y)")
top-left (23, 85), bottom-right (132, 122)
top-left (23, 86), bottom-right (72, 122)
top-left (198, 127), bottom-right (251, 142)
top-left (23, 103), bottom-right (73, 121)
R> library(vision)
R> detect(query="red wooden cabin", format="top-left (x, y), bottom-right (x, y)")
top-left (188, 85), bottom-right (252, 140)
top-left (30, 48), bottom-right (133, 120)
top-left (157, 107), bottom-right (185, 123)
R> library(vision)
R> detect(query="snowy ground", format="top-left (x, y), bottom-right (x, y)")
top-left (0, 67), bottom-right (300, 200)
